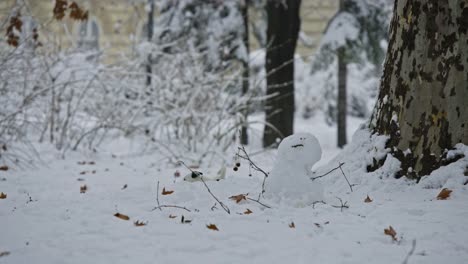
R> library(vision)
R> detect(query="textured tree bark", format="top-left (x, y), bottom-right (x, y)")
top-left (263, 0), bottom-right (301, 147)
top-left (370, 0), bottom-right (468, 179)
top-left (241, 2), bottom-right (250, 145)
top-left (337, 46), bottom-right (347, 148)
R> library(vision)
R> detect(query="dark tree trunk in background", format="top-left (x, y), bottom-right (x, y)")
top-left (241, 2), bottom-right (250, 145)
top-left (263, 0), bottom-right (301, 147)
top-left (146, 0), bottom-right (154, 86)
top-left (370, 0), bottom-right (468, 179)
top-left (337, 46), bottom-right (347, 148)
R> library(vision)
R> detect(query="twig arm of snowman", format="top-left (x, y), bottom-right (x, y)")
top-left (311, 162), bottom-right (355, 192)
top-left (236, 145), bottom-right (269, 201)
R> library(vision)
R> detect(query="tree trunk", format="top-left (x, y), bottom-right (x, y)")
top-left (337, 46), bottom-right (347, 148)
top-left (241, 2), bottom-right (250, 145)
top-left (146, 0), bottom-right (154, 86)
top-left (370, 0), bottom-right (468, 179)
top-left (263, 0), bottom-right (301, 147)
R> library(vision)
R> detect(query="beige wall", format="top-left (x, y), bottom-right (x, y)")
top-left (0, 0), bottom-right (337, 62)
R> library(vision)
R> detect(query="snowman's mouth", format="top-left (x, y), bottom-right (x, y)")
top-left (291, 144), bottom-right (304, 148)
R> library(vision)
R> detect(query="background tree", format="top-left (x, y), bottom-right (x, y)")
top-left (370, 0), bottom-right (468, 179)
top-left (312, 0), bottom-right (391, 147)
top-left (263, 0), bottom-right (301, 147)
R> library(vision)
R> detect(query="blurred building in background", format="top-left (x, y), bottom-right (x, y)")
top-left (0, 0), bottom-right (337, 63)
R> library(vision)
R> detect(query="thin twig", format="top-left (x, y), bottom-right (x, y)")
top-left (311, 162), bottom-right (345, 180)
top-left (331, 197), bottom-right (349, 212)
top-left (151, 205), bottom-right (191, 212)
top-left (200, 176), bottom-right (230, 214)
top-left (155, 181), bottom-right (162, 211)
top-left (339, 164), bottom-right (354, 192)
top-left (246, 197), bottom-right (272, 209)
top-left (311, 162), bottom-right (354, 192)
top-left (402, 240), bottom-right (416, 264)
top-left (236, 145), bottom-right (269, 201)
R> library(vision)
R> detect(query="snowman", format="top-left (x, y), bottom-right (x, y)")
top-left (265, 133), bottom-right (324, 206)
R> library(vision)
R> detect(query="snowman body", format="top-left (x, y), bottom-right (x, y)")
top-left (266, 133), bottom-right (323, 206)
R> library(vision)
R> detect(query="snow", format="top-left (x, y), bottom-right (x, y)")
top-left (266, 133), bottom-right (324, 206)
top-left (1, 115), bottom-right (468, 264)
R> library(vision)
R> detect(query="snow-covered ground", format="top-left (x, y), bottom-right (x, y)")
top-left (1, 115), bottom-right (467, 264)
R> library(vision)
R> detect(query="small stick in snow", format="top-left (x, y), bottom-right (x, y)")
top-left (200, 176), bottom-right (230, 214)
top-left (402, 239), bottom-right (416, 264)
top-left (156, 181), bottom-right (162, 211)
top-left (331, 197), bottom-right (349, 212)
top-left (151, 205), bottom-right (191, 212)
top-left (178, 160), bottom-right (230, 214)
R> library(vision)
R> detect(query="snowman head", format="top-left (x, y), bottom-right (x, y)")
top-left (276, 133), bottom-right (322, 170)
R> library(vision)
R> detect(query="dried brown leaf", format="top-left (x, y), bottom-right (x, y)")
top-left (0, 165), bottom-right (9, 171)
top-left (289, 222), bottom-right (295, 228)
top-left (0, 192), bottom-right (7, 199)
top-left (384, 226), bottom-right (397, 241)
top-left (437, 188), bottom-right (452, 200)
top-left (53, 0), bottom-right (68, 20)
top-left (206, 224), bottom-right (219, 231)
top-left (80, 185), bottom-right (87, 193)
top-left (134, 220), bottom-right (147, 226)
top-left (69, 2), bottom-right (88, 21)
top-left (162, 187), bottom-right (174, 195)
top-left (229, 193), bottom-right (248, 203)
top-left (364, 195), bottom-right (373, 203)
top-left (244, 208), bottom-right (253, 214)
top-left (114, 212), bottom-right (130, 221)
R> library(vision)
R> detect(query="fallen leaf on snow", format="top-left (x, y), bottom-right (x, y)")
top-left (0, 192), bottom-right (7, 199)
top-left (244, 208), bottom-right (253, 214)
top-left (162, 187), bottom-right (174, 195)
top-left (229, 193), bottom-right (248, 203)
top-left (0, 251), bottom-right (10, 257)
top-left (437, 188), bottom-right (452, 200)
top-left (134, 220), bottom-right (147, 226)
top-left (0, 165), bottom-right (9, 171)
top-left (206, 224), bottom-right (219, 231)
top-left (114, 213), bottom-right (130, 221)
top-left (364, 195), bottom-right (373, 203)
top-left (289, 222), bottom-right (295, 228)
top-left (384, 226), bottom-right (397, 241)
top-left (80, 185), bottom-right (87, 193)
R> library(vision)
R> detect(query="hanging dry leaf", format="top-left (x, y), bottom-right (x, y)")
top-left (53, 0), bottom-right (68, 20)
top-left (244, 208), bottom-right (253, 215)
top-left (134, 220), bottom-right (147, 226)
top-left (80, 185), bottom-right (87, 193)
top-left (162, 187), bottom-right (174, 195)
top-left (0, 192), bottom-right (7, 199)
top-left (384, 226), bottom-right (397, 241)
top-left (69, 2), bottom-right (88, 21)
top-left (364, 195), bottom-right (373, 203)
top-left (169, 214), bottom-right (177, 219)
top-left (0, 165), bottom-right (9, 171)
top-left (6, 12), bottom-right (22, 47)
top-left (206, 224), bottom-right (219, 231)
top-left (289, 222), bottom-right (295, 228)
top-left (229, 193), bottom-right (248, 203)
top-left (437, 188), bottom-right (452, 200)
top-left (114, 213), bottom-right (130, 221)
